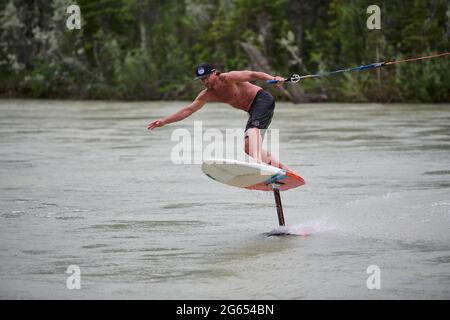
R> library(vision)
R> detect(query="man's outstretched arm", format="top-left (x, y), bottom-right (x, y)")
top-left (148, 92), bottom-right (207, 130)
top-left (222, 71), bottom-right (285, 83)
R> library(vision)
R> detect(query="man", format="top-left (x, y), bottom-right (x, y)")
top-left (148, 62), bottom-right (290, 171)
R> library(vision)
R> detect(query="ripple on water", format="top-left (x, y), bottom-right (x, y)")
top-left (423, 170), bottom-right (450, 176)
top-left (2, 211), bottom-right (27, 218)
top-left (162, 202), bottom-right (207, 209)
top-left (427, 255), bottom-right (450, 264)
top-left (21, 249), bottom-right (52, 255)
top-left (89, 219), bottom-right (205, 231)
top-left (417, 144), bottom-right (450, 151)
top-left (82, 244), bottom-right (109, 249)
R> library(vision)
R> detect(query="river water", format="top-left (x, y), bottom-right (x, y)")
top-left (0, 99), bottom-right (449, 299)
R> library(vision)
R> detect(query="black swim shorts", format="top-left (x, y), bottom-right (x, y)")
top-left (245, 90), bottom-right (275, 134)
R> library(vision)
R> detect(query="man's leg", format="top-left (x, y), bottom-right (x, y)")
top-left (245, 128), bottom-right (262, 163)
top-left (245, 128), bottom-right (291, 171)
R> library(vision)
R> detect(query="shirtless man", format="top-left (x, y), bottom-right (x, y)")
top-left (148, 63), bottom-right (290, 171)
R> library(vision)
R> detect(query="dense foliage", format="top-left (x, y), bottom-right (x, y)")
top-left (0, 0), bottom-right (448, 102)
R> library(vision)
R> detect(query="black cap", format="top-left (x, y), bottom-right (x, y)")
top-left (194, 63), bottom-right (216, 80)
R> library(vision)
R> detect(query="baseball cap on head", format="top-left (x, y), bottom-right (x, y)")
top-left (194, 63), bottom-right (216, 80)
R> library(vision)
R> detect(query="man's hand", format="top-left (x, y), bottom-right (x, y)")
top-left (273, 76), bottom-right (285, 87)
top-left (148, 119), bottom-right (166, 130)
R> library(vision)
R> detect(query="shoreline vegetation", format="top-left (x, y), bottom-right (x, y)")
top-left (0, 0), bottom-right (449, 103)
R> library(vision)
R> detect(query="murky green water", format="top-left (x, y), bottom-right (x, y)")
top-left (0, 99), bottom-right (449, 299)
